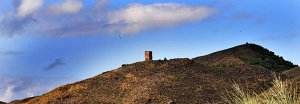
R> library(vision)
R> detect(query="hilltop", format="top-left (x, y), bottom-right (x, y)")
top-left (193, 43), bottom-right (297, 72)
top-left (10, 43), bottom-right (298, 104)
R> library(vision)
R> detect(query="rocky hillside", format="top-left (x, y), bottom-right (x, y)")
top-left (193, 43), bottom-right (297, 72)
top-left (9, 43), bottom-right (298, 104)
top-left (282, 67), bottom-right (300, 79)
top-left (281, 67), bottom-right (300, 87)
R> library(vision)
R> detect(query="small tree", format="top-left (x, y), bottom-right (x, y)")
top-left (164, 57), bottom-right (168, 61)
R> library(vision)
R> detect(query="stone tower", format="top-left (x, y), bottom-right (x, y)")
top-left (145, 51), bottom-right (152, 61)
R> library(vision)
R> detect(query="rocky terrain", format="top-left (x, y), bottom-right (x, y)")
top-left (282, 67), bottom-right (300, 79)
top-left (9, 43), bottom-right (298, 104)
top-left (193, 43), bottom-right (297, 72)
top-left (281, 67), bottom-right (300, 87)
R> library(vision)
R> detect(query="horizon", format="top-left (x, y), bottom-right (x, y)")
top-left (0, 0), bottom-right (300, 102)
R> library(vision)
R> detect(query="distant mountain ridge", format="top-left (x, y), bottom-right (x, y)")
top-left (9, 43), bottom-right (298, 104)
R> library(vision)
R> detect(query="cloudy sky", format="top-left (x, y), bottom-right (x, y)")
top-left (0, 0), bottom-right (300, 102)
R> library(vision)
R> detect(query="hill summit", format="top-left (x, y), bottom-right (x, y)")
top-left (194, 43), bottom-right (297, 72)
top-left (9, 43), bottom-right (298, 104)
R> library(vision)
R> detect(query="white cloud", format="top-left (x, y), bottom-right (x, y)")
top-left (2, 85), bottom-right (15, 102)
top-left (17, 0), bottom-right (43, 17)
top-left (109, 3), bottom-right (216, 34)
top-left (50, 0), bottom-right (83, 15)
top-left (0, 76), bottom-right (70, 102)
top-left (1, 2), bottom-right (216, 37)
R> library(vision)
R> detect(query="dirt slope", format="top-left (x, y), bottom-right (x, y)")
top-left (281, 67), bottom-right (300, 79)
top-left (193, 43), bottom-right (297, 72)
top-left (10, 59), bottom-right (275, 104)
top-left (10, 43), bottom-right (298, 104)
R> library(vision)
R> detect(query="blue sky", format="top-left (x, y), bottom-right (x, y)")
top-left (0, 0), bottom-right (300, 102)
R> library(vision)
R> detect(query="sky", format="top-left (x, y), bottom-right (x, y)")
top-left (0, 0), bottom-right (300, 102)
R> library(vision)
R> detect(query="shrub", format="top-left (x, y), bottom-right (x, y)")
top-left (221, 77), bottom-right (300, 104)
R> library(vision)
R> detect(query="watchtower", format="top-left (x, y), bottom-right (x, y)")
top-left (145, 51), bottom-right (152, 61)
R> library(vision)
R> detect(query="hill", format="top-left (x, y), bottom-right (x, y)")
top-left (9, 43), bottom-right (298, 104)
top-left (282, 67), bottom-right (300, 79)
top-left (0, 101), bottom-right (5, 104)
top-left (221, 67), bottom-right (300, 104)
top-left (193, 43), bottom-right (297, 72)
top-left (281, 67), bottom-right (300, 87)
top-left (10, 59), bottom-right (275, 104)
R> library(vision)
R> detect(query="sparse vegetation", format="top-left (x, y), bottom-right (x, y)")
top-left (194, 43), bottom-right (298, 72)
top-left (241, 44), bottom-right (297, 72)
top-left (10, 43), bottom-right (299, 104)
top-left (222, 77), bottom-right (300, 104)
top-left (122, 64), bottom-right (128, 67)
top-left (164, 57), bottom-right (168, 61)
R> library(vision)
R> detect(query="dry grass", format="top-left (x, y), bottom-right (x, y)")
top-left (222, 77), bottom-right (300, 104)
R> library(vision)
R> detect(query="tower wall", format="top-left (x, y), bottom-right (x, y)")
top-left (145, 51), bottom-right (152, 61)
